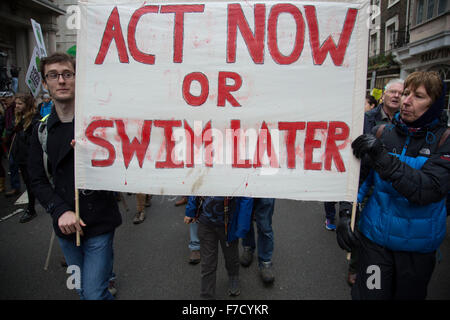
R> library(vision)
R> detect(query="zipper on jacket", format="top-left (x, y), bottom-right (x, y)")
top-left (400, 134), bottom-right (411, 157)
top-left (384, 133), bottom-right (410, 245)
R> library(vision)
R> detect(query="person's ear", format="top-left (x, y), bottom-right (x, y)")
top-left (42, 79), bottom-right (48, 92)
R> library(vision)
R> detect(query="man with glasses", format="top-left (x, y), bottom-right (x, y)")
top-left (364, 79), bottom-right (404, 134)
top-left (28, 53), bottom-right (122, 299)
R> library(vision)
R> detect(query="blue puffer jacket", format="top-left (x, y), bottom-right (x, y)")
top-left (185, 196), bottom-right (253, 243)
top-left (357, 113), bottom-right (449, 253)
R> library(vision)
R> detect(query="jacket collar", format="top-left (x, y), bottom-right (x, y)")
top-left (366, 104), bottom-right (391, 122)
top-left (46, 106), bottom-right (74, 130)
top-left (393, 112), bottom-right (442, 137)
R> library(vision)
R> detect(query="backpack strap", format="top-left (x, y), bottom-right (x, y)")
top-left (38, 114), bottom-right (53, 187)
top-left (438, 128), bottom-right (450, 148)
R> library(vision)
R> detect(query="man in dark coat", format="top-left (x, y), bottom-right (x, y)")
top-left (28, 53), bottom-right (121, 300)
top-left (364, 79), bottom-right (404, 134)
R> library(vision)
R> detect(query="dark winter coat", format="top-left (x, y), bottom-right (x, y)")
top-left (4, 102), bottom-right (15, 146)
top-left (28, 108), bottom-right (122, 240)
top-left (10, 114), bottom-right (40, 166)
top-left (363, 104), bottom-right (392, 134)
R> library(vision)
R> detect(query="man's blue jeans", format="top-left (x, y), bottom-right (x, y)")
top-left (189, 222), bottom-right (200, 251)
top-left (58, 231), bottom-right (115, 300)
top-left (11, 77), bottom-right (18, 93)
top-left (242, 198), bottom-right (275, 266)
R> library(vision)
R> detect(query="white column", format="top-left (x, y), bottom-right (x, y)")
top-left (44, 31), bottom-right (50, 55)
top-left (48, 31), bottom-right (57, 55)
top-left (28, 28), bottom-right (35, 59)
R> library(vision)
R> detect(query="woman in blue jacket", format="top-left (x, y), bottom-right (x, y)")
top-left (184, 196), bottom-right (253, 299)
top-left (338, 71), bottom-right (449, 299)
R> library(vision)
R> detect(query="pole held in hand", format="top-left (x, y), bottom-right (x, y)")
top-left (75, 188), bottom-right (80, 246)
top-left (346, 201), bottom-right (357, 261)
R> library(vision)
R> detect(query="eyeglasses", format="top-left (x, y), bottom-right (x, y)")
top-left (45, 71), bottom-right (75, 81)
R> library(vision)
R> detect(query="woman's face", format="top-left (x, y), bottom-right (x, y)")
top-left (400, 85), bottom-right (433, 123)
top-left (15, 99), bottom-right (26, 113)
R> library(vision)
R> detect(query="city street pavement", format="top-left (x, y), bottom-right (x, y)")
top-left (0, 174), bottom-right (449, 300)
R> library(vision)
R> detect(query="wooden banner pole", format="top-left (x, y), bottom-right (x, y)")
top-left (346, 201), bottom-right (358, 261)
top-left (75, 188), bottom-right (80, 247)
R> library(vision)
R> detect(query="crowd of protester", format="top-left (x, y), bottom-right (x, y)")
top-left (0, 52), bottom-right (448, 300)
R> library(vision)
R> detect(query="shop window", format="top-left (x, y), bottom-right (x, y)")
top-left (370, 33), bottom-right (378, 56)
top-left (387, 25), bottom-right (395, 51)
top-left (417, 0), bottom-right (425, 24)
top-left (416, 0), bottom-right (445, 24)
top-left (427, 0), bottom-right (436, 20)
top-left (388, 0), bottom-right (400, 8)
top-left (385, 17), bottom-right (398, 51)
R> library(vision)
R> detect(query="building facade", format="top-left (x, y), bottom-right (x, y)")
top-left (0, 0), bottom-right (65, 93)
top-left (54, 0), bottom-right (77, 54)
top-left (394, 0), bottom-right (449, 111)
top-left (367, 0), bottom-right (411, 93)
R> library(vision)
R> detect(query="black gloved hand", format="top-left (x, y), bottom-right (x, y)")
top-left (336, 209), bottom-right (359, 252)
top-left (351, 134), bottom-right (384, 159)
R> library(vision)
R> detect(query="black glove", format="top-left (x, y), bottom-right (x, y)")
top-left (336, 209), bottom-right (359, 252)
top-left (351, 134), bottom-right (384, 159)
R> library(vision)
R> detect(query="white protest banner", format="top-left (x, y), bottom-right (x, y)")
top-left (25, 47), bottom-right (42, 97)
top-left (31, 19), bottom-right (47, 58)
top-left (75, 0), bottom-right (369, 201)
